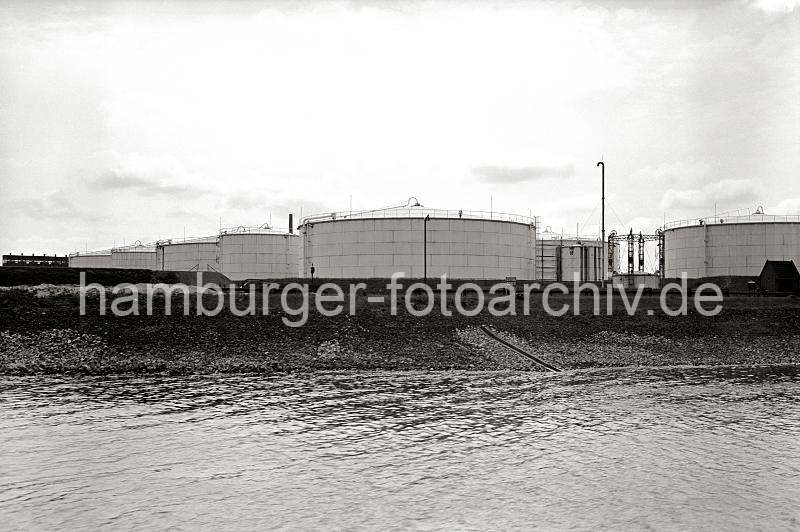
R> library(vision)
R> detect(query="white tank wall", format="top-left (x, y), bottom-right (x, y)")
top-left (535, 239), bottom-right (618, 281)
top-left (220, 233), bottom-right (300, 281)
top-left (157, 241), bottom-right (219, 272)
top-left (69, 254), bottom-right (113, 269)
top-left (301, 217), bottom-right (536, 279)
top-left (111, 250), bottom-right (158, 270)
top-left (664, 222), bottom-right (800, 278)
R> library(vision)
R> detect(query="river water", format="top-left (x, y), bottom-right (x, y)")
top-left (1, 365), bottom-right (799, 530)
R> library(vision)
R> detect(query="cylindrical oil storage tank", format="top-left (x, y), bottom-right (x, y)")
top-left (68, 250), bottom-right (113, 269)
top-left (156, 236), bottom-right (219, 272)
top-left (111, 244), bottom-right (158, 270)
top-left (535, 237), bottom-right (619, 282)
top-left (218, 226), bottom-right (300, 281)
top-left (663, 214), bottom-right (800, 278)
top-left (299, 207), bottom-right (537, 279)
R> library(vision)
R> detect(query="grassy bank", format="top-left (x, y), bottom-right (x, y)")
top-left (1, 288), bottom-right (799, 375)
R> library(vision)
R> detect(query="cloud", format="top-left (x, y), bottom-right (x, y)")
top-left (775, 197), bottom-right (800, 214)
top-left (225, 191), bottom-right (272, 211)
top-left (660, 179), bottom-right (758, 211)
top-left (472, 164), bottom-right (575, 183)
top-left (1, 191), bottom-right (103, 223)
top-left (749, 0), bottom-right (800, 12)
top-left (621, 216), bottom-right (661, 233)
top-left (92, 171), bottom-right (209, 197)
top-left (2, 2), bottom-right (798, 254)
top-left (218, 190), bottom-right (333, 232)
top-left (223, 189), bottom-right (330, 215)
top-left (629, 161), bottom-right (711, 189)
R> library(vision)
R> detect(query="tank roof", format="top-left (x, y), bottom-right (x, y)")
top-left (301, 206), bottom-right (536, 226)
top-left (663, 212), bottom-right (800, 230)
top-left (219, 223), bottom-right (296, 236)
top-left (156, 235), bottom-right (219, 246)
top-left (112, 244), bottom-right (156, 253)
top-left (68, 249), bottom-right (113, 257)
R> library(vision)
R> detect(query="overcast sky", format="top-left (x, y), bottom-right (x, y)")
top-left (1, 0), bottom-right (798, 255)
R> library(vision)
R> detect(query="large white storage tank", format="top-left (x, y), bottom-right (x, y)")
top-left (299, 207), bottom-right (536, 279)
top-left (535, 236), bottom-right (619, 282)
top-left (156, 236), bottom-right (219, 272)
top-left (111, 244), bottom-right (158, 270)
top-left (219, 225), bottom-right (300, 281)
top-left (68, 250), bottom-right (113, 269)
top-left (663, 213), bottom-right (800, 278)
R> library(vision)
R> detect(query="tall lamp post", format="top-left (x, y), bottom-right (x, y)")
top-left (423, 214), bottom-right (430, 281)
top-left (597, 161), bottom-right (605, 288)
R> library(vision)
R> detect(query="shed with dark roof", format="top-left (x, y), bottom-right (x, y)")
top-left (758, 260), bottom-right (800, 293)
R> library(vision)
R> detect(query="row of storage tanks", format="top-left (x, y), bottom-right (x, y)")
top-left (67, 209), bottom-right (619, 281)
top-left (69, 228), bottom-right (299, 282)
top-left (68, 208), bottom-right (800, 281)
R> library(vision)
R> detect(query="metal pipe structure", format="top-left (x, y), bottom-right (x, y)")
top-left (638, 232), bottom-right (645, 272)
top-left (479, 325), bottom-right (561, 372)
top-left (627, 229), bottom-right (635, 275)
top-left (423, 214), bottom-right (430, 281)
top-left (597, 162), bottom-right (605, 287)
top-left (608, 229), bottom-right (617, 273)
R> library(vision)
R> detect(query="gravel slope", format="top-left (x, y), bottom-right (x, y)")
top-left (1, 289), bottom-right (799, 375)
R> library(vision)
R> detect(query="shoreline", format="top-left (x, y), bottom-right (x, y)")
top-left (2, 289), bottom-right (799, 375)
top-left (2, 362), bottom-right (799, 380)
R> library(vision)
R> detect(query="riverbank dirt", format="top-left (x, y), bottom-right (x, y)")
top-left (1, 287), bottom-right (799, 375)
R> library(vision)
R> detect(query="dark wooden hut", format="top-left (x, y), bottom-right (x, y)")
top-left (758, 260), bottom-right (800, 294)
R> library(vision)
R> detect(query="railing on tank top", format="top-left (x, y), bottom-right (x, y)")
top-left (300, 208), bottom-right (536, 226)
top-left (663, 212), bottom-right (800, 231)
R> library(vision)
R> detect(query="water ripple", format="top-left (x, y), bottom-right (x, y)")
top-left (1, 365), bottom-right (799, 530)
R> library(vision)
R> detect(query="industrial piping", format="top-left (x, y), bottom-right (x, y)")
top-left (480, 325), bottom-right (561, 372)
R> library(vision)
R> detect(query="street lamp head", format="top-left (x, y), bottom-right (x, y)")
top-left (596, 161), bottom-right (604, 167)
top-left (424, 214), bottom-right (430, 221)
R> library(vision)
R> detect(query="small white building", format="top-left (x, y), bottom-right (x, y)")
top-left (535, 236), bottom-right (619, 282)
top-left (612, 273), bottom-right (660, 290)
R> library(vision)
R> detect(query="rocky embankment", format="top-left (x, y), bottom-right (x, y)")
top-left (1, 287), bottom-right (799, 375)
